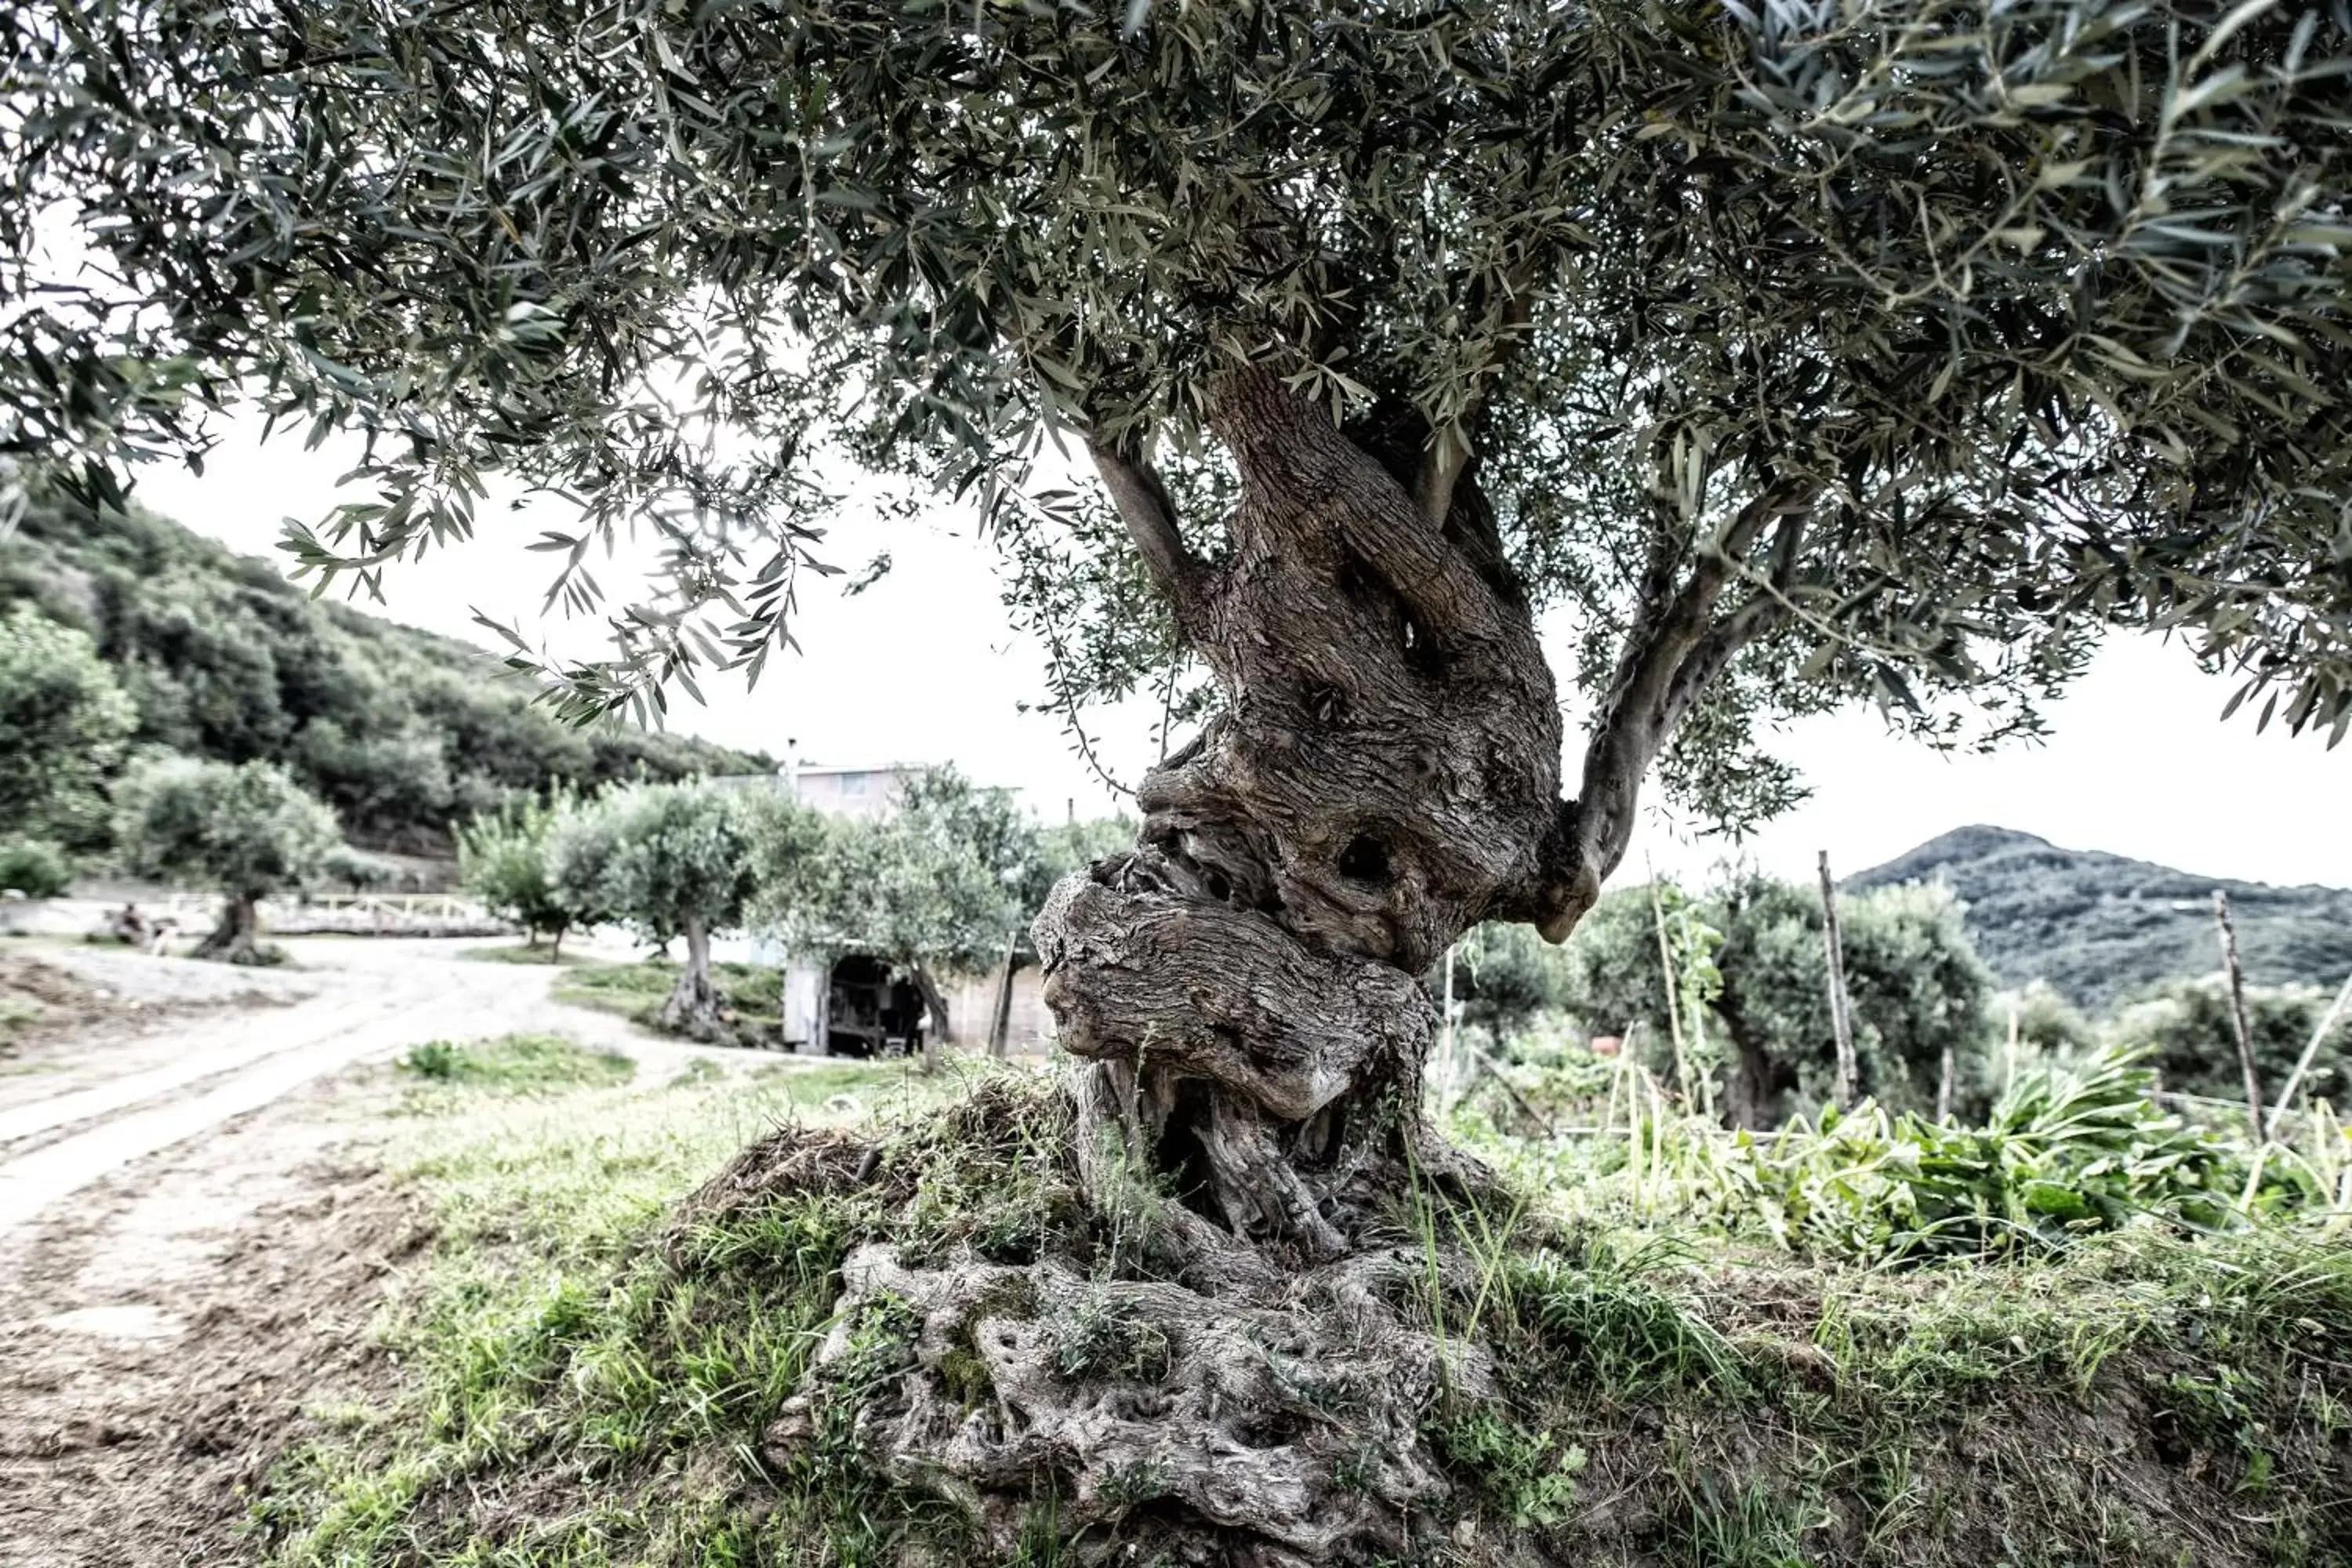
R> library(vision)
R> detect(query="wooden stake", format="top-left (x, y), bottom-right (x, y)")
top-left (1650, 877), bottom-right (1693, 1109)
top-left (987, 933), bottom-right (1018, 1058)
top-left (2003, 996), bottom-right (2020, 1101)
top-left (1936, 1043), bottom-right (1956, 1123)
top-left (1817, 851), bottom-right (1858, 1110)
top-left (2212, 891), bottom-right (2267, 1138)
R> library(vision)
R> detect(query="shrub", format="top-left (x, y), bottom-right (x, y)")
top-left (0, 837), bottom-right (71, 899)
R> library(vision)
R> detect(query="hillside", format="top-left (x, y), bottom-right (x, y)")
top-left (1852, 825), bottom-right (2352, 1008)
top-left (0, 496), bottom-right (769, 852)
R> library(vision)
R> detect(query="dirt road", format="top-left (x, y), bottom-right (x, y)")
top-left (0, 936), bottom-right (757, 1566)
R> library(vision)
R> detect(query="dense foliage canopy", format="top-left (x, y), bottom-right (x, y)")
top-left (749, 770), bottom-right (1055, 1009)
top-left (456, 789), bottom-right (598, 952)
top-left (7, 0), bottom-right (2351, 840)
top-left (1543, 874), bottom-right (1996, 1123)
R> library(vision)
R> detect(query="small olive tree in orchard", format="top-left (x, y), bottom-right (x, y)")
top-left (12, 0), bottom-right (2352, 1548)
top-left (113, 757), bottom-right (341, 963)
top-left (553, 782), bottom-right (753, 1040)
top-left (456, 790), bottom-right (596, 957)
top-left (1563, 876), bottom-right (1997, 1127)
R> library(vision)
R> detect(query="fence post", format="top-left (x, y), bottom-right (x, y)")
top-left (1816, 860), bottom-right (1853, 1114)
top-left (1817, 851), bottom-right (1858, 1111)
top-left (2212, 891), bottom-right (2267, 1139)
top-left (1649, 877), bottom-right (1693, 1110)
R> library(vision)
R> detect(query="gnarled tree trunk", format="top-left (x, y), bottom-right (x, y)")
top-left (775, 373), bottom-right (1783, 1562)
top-left (1034, 372), bottom-right (1568, 1258)
top-left (657, 912), bottom-right (725, 1040)
top-left (194, 891), bottom-right (267, 964)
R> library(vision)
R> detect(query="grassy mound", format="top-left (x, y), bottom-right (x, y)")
top-left (250, 1054), bottom-right (2352, 1567)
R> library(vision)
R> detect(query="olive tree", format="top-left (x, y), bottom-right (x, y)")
top-left (1563, 875), bottom-right (1998, 1127)
top-left (551, 782), bottom-right (752, 1039)
top-left (456, 790), bottom-right (596, 956)
top-left (113, 757), bottom-right (341, 962)
top-left (12, 0), bottom-right (2352, 1549)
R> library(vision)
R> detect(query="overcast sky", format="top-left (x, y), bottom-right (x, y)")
top-left (134, 427), bottom-right (2352, 894)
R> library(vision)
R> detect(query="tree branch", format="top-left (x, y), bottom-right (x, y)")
top-left (1508, 493), bottom-right (1811, 941)
top-left (1087, 434), bottom-right (1203, 618)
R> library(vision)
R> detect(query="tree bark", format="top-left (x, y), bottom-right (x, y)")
top-left (1037, 370), bottom-right (1569, 1260)
top-left (815, 373), bottom-right (1804, 1561)
top-left (658, 912), bottom-right (726, 1040)
top-left (2212, 890), bottom-right (2267, 1137)
top-left (193, 892), bottom-right (268, 964)
top-left (911, 967), bottom-right (949, 1076)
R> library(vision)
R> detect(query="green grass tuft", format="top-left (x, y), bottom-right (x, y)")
top-left (461, 942), bottom-right (601, 966)
top-left (398, 1033), bottom-right (636, 1093)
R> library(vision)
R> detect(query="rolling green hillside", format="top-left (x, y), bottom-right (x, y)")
top-left (0, 496), bottom-right (769, 852)
top-left (1851, 825), bottom-right (2352, 1008)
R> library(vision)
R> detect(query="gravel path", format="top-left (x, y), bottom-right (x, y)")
top-left (0, 936), bottom-right (766, 1242)
top-left (0, 934), bottom-right (808, 1566)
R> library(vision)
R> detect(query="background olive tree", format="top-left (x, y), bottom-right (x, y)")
top-left (112, 757), bottom-right (341, 963)
top-left (457, 790), bottom-right (600, 958)
top-left (1558, 876), bottom-right (1998, 1127)
top-left (550, 783), bottom-right (753, 1040)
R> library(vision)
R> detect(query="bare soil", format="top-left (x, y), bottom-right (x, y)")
top-left (0, 934), bottom-right (758, 1565)
top-left (1, 945), bottom-right (307, 1069)
top-left (0, 1071), bottom-right (414, 1568)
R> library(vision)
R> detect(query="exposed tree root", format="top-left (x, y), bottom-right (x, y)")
top-left (764, 1232), bottom-right (1483, 1565)
top-left (686, 1078), bottom-right (1501, 1565)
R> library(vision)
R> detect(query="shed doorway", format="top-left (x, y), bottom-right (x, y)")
top-left (825, 954), bottom-right (927, 1058)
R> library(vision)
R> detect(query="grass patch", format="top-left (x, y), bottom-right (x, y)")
top-left (253, 1047), bottom-right (2352, 1568)
top-left (398, 1033), bottom-right (636, 1093)
top-left (251, 1056), bottom-right (1060, 1566)
top-left (461, 942), bottom-right (601, 967)
top-left (554, 956), bottom-right (785, 1035)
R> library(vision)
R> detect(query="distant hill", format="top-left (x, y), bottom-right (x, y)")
top-left (0, 496), bottom-right (770, 853)
top-left (1851, 826), bottom-right (2352, 1010)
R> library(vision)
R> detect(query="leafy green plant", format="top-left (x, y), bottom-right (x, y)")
top-left (1710, 1048), bottom-right (2238, 1261)
top-left (1428, 1407), bottom-right (1585, 1529)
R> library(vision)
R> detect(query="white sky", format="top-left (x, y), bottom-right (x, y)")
top-left (134, 427), bottom-right (2352, 893)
